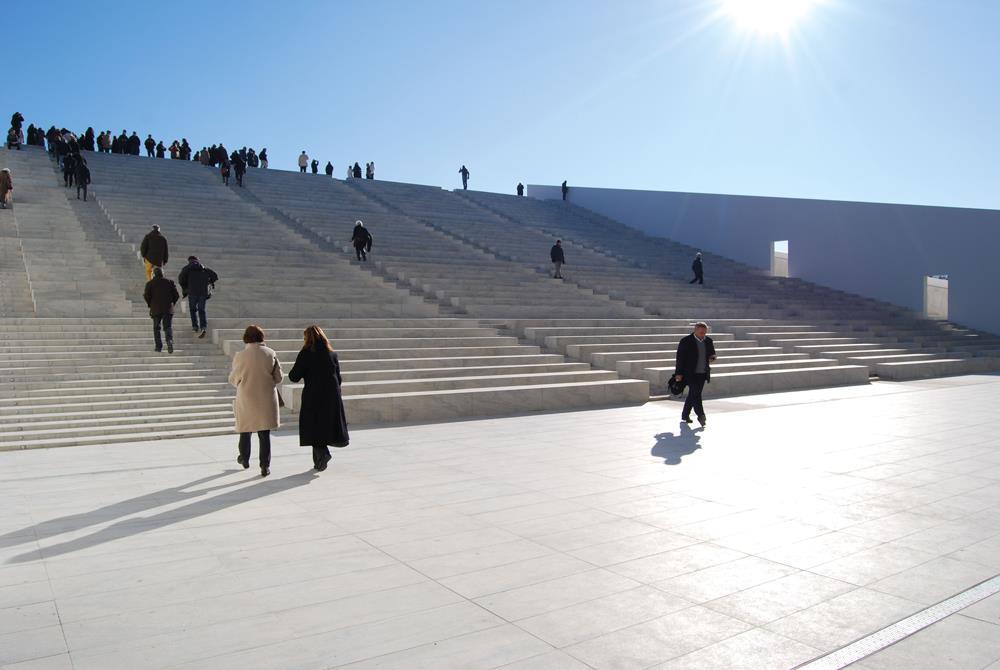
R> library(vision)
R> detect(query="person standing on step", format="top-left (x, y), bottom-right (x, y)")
top-left (550, 239), bottom-right (565, 279)
top-left (517, 182), bottom-right (524, 197)
top-left (673, 321), bottom-right (716, 427)
top-left (127, 131), bottom-right (141, 156)
top-left (351, 220), bottom-right (372, 261)
top-left (325, 161), bottom-right (333, 177)
top-left (690, 252), bottom-right (704, 285)
top-left (288, 325), bottom-right (349, 471)
top-left (298, 150), bottom-right (308, 173)
top-left (220, 160), bottom-right (231, 186)
top-left (143, 267), bottom-right (179, 354)
top-left (155, 140), bottom-right (166, 158)
top-left (561, 180), bottom-right (569, 201)
top-left (140, 224), bottom-right (169, 281)
top-left (369, 161), bottom-right (375, 179)
top-left (229, 325), bottom-right (283, 477)
top-left (352, 162), bottom-right (362, 179)
top-left (0, 168), bottom-right (12, 209)
top-left (259, 147), bottom-right (268, 168)
top-left (459, 164), bottom-right (470, 190)
top-left (75, 158), bottom-right (91, 202)
top-left (144, 134), bottom-right (155, 157)
top-left (311, 158), bottom-right (319, 174)
top-left (178, 255), bottom-right (219, 338)
top-left (365, 162), bottom-right (373, 179)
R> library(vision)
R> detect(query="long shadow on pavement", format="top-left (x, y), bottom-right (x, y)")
top-left (5, 470), bottom-right (317, 563)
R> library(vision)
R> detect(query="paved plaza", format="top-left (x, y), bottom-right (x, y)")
top-left (2, 375), bottom-right (1000, 669)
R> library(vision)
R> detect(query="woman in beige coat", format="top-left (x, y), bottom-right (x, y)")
top-left (229, 325), bottom-right (283, 476)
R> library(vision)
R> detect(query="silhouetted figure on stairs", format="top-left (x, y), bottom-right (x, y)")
top-left (75, 159), bottom-right (91, 201)
top-left (517, 182), bottom-right (524, 197)
top-left (143, 267), bottom-right (179, 354)
top-left (550, 240), bottom-right (565, 279)
top-left (352, 221), bottom-right (372, 261)
top-left (459, 164), bottom-right (470, 189)
top-left (690, 252), bottom-right (704, 285)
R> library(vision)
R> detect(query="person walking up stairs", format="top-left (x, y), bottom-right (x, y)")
top-left (178, 255), bottom-right (219, 338)
top-left (143, 267), bottom-right (179, 354)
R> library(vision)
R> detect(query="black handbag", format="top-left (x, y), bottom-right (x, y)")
top-left (667, 376), bottom-right (686, 396)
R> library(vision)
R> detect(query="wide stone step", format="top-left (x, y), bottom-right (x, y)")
top-left (291, 378), bottom-right (649, 425)
top-left (0, 414), bottom-right (235, 443)
top-left (0, 382), bottom-right (232, 402)
top-left (1, 402), bottom-right (234, 425)
top-left (875, 357), bottom-right (1000, 380)
top-left (221, 335), bottom-right (519, 356)
top-left (334, 369), bottom-right (618, 396)
top-left (0, 422), bottom-right (235, 451)
top-left (566, 339), bottom-right (761, 361)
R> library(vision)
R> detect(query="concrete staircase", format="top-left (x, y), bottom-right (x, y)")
top-left (0, 147), bottom-right (133, 316)
top-left (0, 317), bottom-right (234, 450)
top-left (457, 189), bottom-right (1000, 382)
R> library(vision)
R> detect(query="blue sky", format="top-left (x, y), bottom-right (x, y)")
top-left (10, 0), bottom-right (999, 208)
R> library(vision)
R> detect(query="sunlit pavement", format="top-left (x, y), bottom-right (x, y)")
top-left (2, 375), bottom-right (999, 669)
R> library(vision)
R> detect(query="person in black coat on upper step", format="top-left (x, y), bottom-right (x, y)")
top-left (673, 321), bottom-right (717, 426)
top-left (288, 325), bottom-right (350, 471)
top-left (550, 240), bottom-right (565, 279)
top-left (178, 255), bottom-right (219, 337)
top-left (351, 221), bottom-right (372, 261)
top-left (690, 252), bottom-right (704, 285)
top-left (75, 160), bottom-right (91, 201)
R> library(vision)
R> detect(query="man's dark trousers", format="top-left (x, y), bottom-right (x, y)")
top-left (689, 272), bottom-right (703, 285)
top-left (188, 295), bottom-right (207, 331)
top-left (152, 314), bottom-right (173, 351)
top-left (682, 373), bottom-right (707, 420)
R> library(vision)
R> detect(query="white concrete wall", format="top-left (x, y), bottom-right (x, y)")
top-left (924, 276), bottom-right (949, 320)
top-left (528, 184), bottom-right (1000, 335)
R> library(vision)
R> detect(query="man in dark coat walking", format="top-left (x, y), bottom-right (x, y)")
top-left (673, 321), bottom-right (717, 426)
top-left (140, 225), bottom-right (169, 281)
top-left (178, 255), bottom-right (219, 338)
top-left (143, 267), bottom-right (179, 354)
top-left (550, 239), bottom-right (565, 279)
top-left (561, 180), bottom-right (569, 201)
top-left (351, 221), bottom-right (372, 261)
top-left (75, 159), bottom-right (91, 201)
top-left (690, 252), bottom-right (704, 285)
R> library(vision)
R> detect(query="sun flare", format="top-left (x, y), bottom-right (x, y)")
top-left (720, 0), bottom-right (822, 35)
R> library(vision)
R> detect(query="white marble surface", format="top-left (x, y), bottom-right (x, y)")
top-left (1, 375), bottom-right (999, 669)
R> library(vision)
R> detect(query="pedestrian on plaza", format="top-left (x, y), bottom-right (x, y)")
top-left (140, 224), bottom-right (169, 281)
top-left (155, 141), bottom-right (166, 158)
top-left (673, 321), bottom-right (717, 427)
top-left (351, 220), bottom-right (372, 261)
top-left (288, 325), bottom-right (349, 471)
top-left (517, 182), bottom-right (524, 197)
top-left (325, 161), bottom-right (333, 177)
top-left (352, 162), bottom-right (362, 179)
top-left (690, 252), bottom-right (704, 285)
top-left (459, 164), bottom-right (470, 190)
top-left (259, 148), bottom-right (268, 168)
top-left (178, 255), bottom-right (219, 338)
top-left (229, 325), bottom-right (283, 477)
top-left (561, 180), bottom-right (569, 201)
top-left (0, 168), bottom-right (12, 209)
top-left (143, 267), bottom-right (179, 354)
top-left (144, 134), bottom-right (156, 157)
top-left (550, 239), bottom-right (565, 279)
top-left (75, 159), bottom-right (91, 201)
top-left (298, 150), bottom-right (309, 173)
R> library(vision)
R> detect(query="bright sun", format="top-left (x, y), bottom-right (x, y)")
top-left (720, 0), bottom-right (821, 35)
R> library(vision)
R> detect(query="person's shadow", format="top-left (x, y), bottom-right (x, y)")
top-left (5, 470), bottom-right (317, 564)
top-left (652, 423), bottom-right (703, 465)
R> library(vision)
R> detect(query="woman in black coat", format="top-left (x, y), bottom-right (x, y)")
top-left (288, 325), bottom-right (349, 471)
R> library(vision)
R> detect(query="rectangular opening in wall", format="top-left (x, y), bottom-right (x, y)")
top-left (924, 274), bottom-right (949, 320)
top-left (771, 240), bottom-right (789, 277)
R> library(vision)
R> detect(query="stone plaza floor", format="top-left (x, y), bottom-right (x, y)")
top-left (2, 375), bottom-right (1000, 670)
